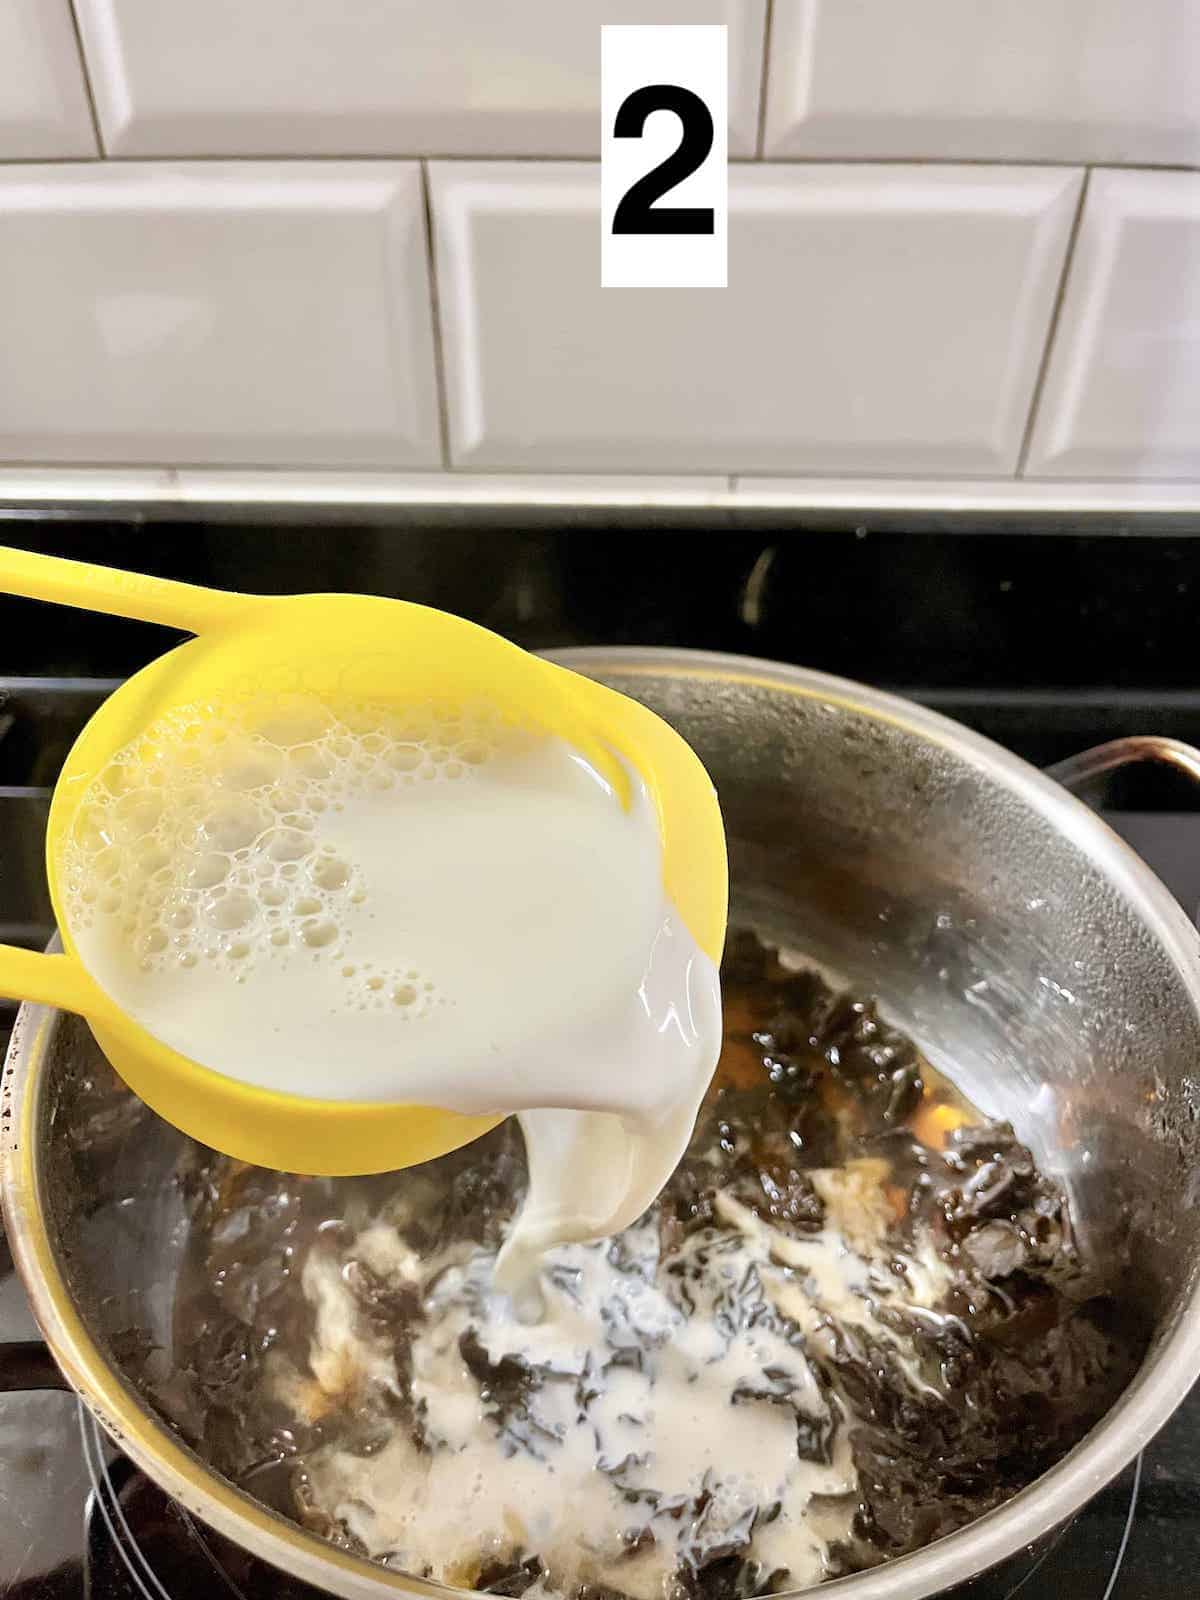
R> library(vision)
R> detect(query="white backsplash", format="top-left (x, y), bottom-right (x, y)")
top-left (0, 1), bottom-right (1197, 490)
top-left (763, 1), bottom-right (1200, 166)
top-left (1027, 169), bottom-right (1200, 479)
top-left (433, 162), bottom-right (1079, 475)
top-left (0, 163), bottom-right (440, 467)
top-left (0, 0), bottom-right (96, 158)
top-left (73, 0), bottom-right (768, 159)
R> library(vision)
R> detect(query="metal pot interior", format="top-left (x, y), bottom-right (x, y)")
top-left (8, 650), bottom-right (1200, 1600)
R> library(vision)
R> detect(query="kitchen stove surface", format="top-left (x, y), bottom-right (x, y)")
top-left (1, 518), bottom-right (1199, 1598)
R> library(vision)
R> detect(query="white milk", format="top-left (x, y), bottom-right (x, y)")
top-left (62, 694), bottom-right (722, 1284)
top-left (281, 1166), bottom-right (954, 1597)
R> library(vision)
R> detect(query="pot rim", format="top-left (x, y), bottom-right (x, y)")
top-left (4, 647), bottom-right (1200, 1600)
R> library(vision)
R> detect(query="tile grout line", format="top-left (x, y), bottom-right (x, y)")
top-left (12, 460), bottom-right (1200, 488)
top-left (66, 1), bottom-right (107, 158)
top-left (419, 160), bottom-right (452, 471)
top-left (1015, 166), bottom-right (1091, 477)
top-left (754, 0), bottom-right (775, 158)
top-left (0, 150), bottom-right (1192, 172)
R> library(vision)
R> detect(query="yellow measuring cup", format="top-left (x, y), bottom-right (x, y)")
top-left (0, 546), bottom-right (727, 1175)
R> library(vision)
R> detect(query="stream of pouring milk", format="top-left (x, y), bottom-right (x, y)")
top-left (63, 696), bottom-right (722, 1298)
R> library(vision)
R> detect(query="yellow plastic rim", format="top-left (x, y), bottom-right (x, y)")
top-left (33, 600), bottom-right (727, 1174)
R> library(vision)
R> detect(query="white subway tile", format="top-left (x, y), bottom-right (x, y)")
top-left (764, 0), bottom-right (1200, 164)
top-left (1027, 171), bottom-right (1200, 479)
top-left (0, 0), bottom-right (96, 157)
top-left (75, 1), bottom-right (765, 158)
top-left (432, 162), bottom-right (1081, 476)
top-left (0, 164), bottom-right (440, 468)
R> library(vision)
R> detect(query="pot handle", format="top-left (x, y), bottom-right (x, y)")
top-left (0, 1337), bottom-right (69, 1393)
top-left (1046, 735), bottom-right (1200, 796)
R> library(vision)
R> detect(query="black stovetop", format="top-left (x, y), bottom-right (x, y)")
top-left (1, 512), bottom-right (1199, 1597)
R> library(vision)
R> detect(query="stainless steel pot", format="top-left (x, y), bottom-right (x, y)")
top-left (4, 649), bottom-right (1200, 1600)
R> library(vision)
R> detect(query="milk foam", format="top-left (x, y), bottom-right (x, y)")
top-left (64, 693), bottom-right (722, 1280)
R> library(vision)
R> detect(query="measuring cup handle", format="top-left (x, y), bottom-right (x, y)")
top-left (0, 947), bottom-right (112, 1020)
top-left (0, 544), bottom-right (264, 634)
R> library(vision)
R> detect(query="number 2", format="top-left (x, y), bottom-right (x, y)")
top-left (611, 84), bottom-right (715, 236)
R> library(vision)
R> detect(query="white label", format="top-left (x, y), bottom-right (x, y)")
top-left (601, 25), bottom-right (728, 289)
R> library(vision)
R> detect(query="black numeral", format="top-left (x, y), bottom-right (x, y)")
top-left (611, 84), bottom-right (715, 236)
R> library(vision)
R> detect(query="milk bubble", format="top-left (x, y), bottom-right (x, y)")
top-left (64, 693), bottom-right (498, 994)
